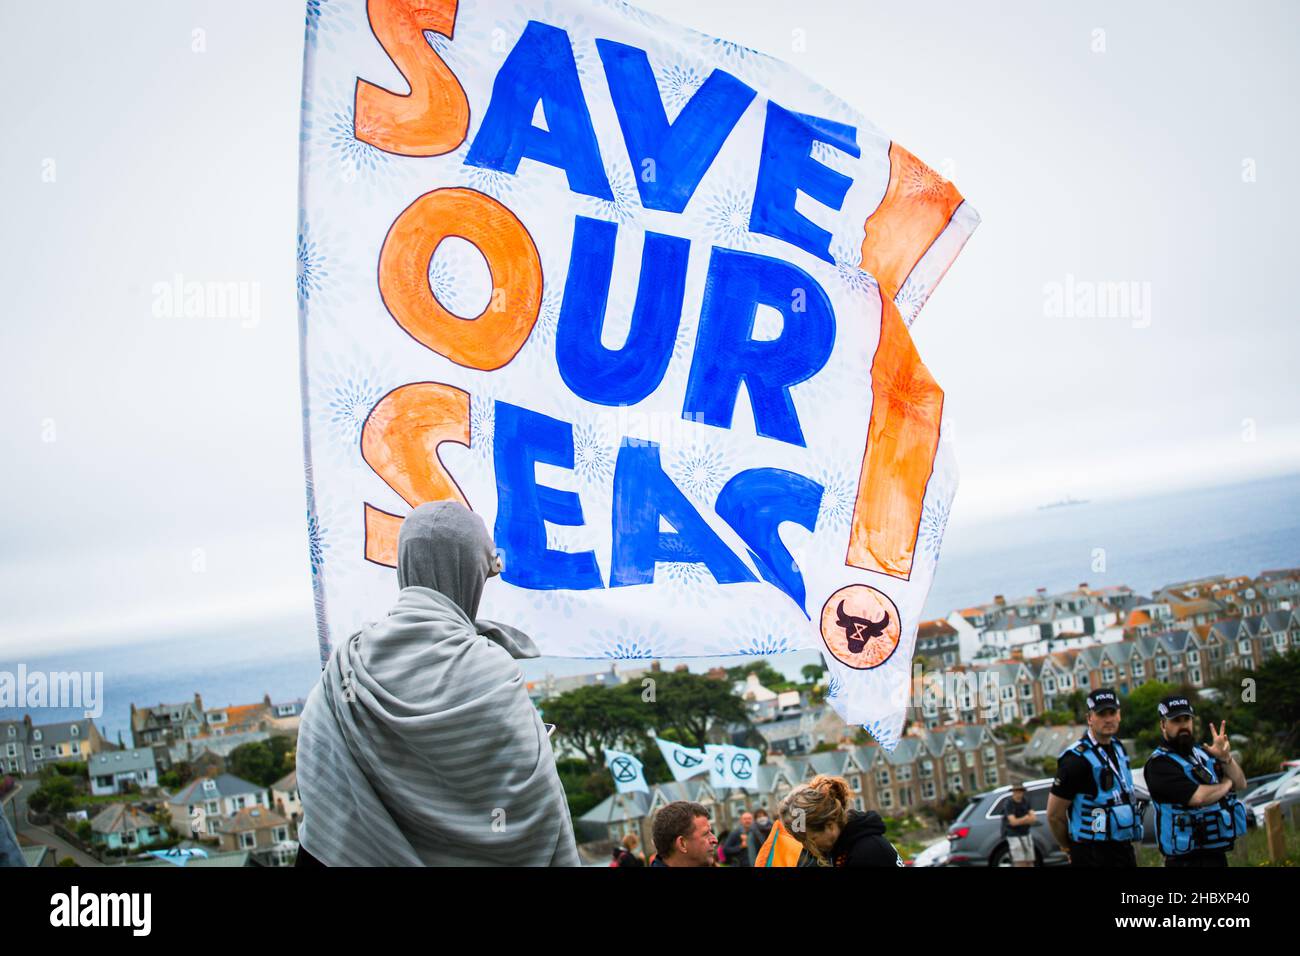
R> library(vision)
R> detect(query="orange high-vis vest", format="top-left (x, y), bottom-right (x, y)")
top-left (757, 818), bottom-right (804, 867)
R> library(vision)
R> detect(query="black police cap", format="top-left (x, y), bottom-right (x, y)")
top-left (1087, 689), bottom-right (1119, 712)
top-left (1157, 695), bottom-right (1194, 719)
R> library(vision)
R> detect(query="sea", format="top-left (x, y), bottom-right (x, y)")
top-left (4, 472), bottom-right (1298, 745)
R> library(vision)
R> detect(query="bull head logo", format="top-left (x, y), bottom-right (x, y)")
top-left (836, 600), bottom-right (890, 654)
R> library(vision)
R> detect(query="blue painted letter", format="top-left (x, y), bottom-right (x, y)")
top-left (465, 21), bottom-right (612, 200)
top-left (611, 440), bottom-right (756, 587)
top-left (493, 401), bottom-right (604, 590)
top-left (596, 39), bottom-right (755, 213)
top-left (716, 468), bottom-right (824, 617)
top-left (750, 102), bottom-right (859, 263)
top-left (682, 247), bottom-right (835, 447)
top-left (556, 216), bottom-right (688, 406)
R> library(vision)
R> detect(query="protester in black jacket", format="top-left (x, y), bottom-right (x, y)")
top-left (778, 774), bottom-right (903, 867)
top-left (830, 808), bottom-right (904, 867)
top-left (612, 833), bottom-right (645, 867)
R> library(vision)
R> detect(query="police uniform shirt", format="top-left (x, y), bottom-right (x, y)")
top-left (1144, 750), bottom-right (1231, 865)
top-left (1051, 741), bottom-right (1136, 865)
top-left (1142, 751), bottom-right (1202, 808)
top-left (1050, 741), bottom-right (1120, 803)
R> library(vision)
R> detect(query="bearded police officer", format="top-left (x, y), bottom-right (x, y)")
top-left (1046, 689), bottom-right (1143, 866)
top-left (1144, 695), bottom-right (1248, 867)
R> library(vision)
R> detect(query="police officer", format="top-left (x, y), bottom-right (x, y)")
top-left (1046, 688), bottom-right (1143, 866)
top-left (1144, 695), bottom-right (1248, 867)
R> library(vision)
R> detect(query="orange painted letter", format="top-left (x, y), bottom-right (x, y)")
top-left (379, 187), bottom-right (542, 371)
top-left (355, 0), bottom-right (469, 156)
top-left (846, 144), bottom-right (961, 578)
top-left (845, 298), bottom-right (944, 579)
top-left (361, 382), bottom-right (471, 567)
top-left (859, 143), bottom-right (964, 303)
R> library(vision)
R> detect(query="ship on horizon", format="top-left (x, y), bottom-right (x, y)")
top-left (1038, 495), bottom-right (1090, 510)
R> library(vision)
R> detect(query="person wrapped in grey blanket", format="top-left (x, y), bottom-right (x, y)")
top-left (296, 501), bottom-right (579, 866)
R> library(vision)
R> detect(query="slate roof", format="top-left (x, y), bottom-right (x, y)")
top-left (90, 803), bottom-right (156, 835)
top-left (89, 749), bottom-right (156, 777)
top-left (167, 773), bottom-right (264, 805)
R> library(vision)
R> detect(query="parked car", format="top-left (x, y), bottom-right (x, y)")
top-left (910, 838), bottom-right (950, 867)
top-left (1246, 767), bottom-right (1300, 828)
top-left (945, 779), bottom-right (1069, 867)
top-left (1239, 770), bottom-right (1290, 829)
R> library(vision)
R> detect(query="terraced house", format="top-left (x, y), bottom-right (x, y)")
top-left (915, 608), bottom-right (1300, 729)
top-left (0, 716), bottom-right (110, 774)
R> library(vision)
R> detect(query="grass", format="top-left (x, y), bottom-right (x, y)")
top-left (1135, 816), bottom-right (1299, 867)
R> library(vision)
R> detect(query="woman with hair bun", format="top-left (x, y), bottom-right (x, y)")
top-left (777, 774), bottom-right (903, 867)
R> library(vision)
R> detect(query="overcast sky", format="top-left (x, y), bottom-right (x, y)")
top-left (0, 0), bottom-right (1296, 657)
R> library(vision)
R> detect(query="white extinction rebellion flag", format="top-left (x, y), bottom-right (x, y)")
top-left (297, 0), bottom-right (978, 747)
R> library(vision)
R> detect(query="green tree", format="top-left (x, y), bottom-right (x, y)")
top-left (227, 735), bottom-right (295, 788)
top-left (1249, 649), bottom-right (1300, 747)
top-left (267, 735), bottom-right (296, 776)
top-left (29, 773), bottom-right (77, 816)
top-left (167, 762), bottom-right (196, 789)
top-left (1119, 680), bottom-right (1183, 756)
top-left (1237, 741), bottom-right (1286, 778)
top-left (648, 670), bottom-right (750, 748)
top-left (999, 720), bottom-right (1029, 744)
top-left (228, 741), bottom-right (275, 787)
top-left (801, 664), bottom-right (825, 686)
top-left (543, 683), bottom-right (651, 766)
top-left (725, 660), bottom-right (791, 692)
top-left (1210, 649), bottom-right (1300, 753)
top-left (1062, 690), bottom-right (1089, 723)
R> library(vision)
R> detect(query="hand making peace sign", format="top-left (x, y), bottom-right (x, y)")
top-left (1203, 719), bottom-right (1231, 761)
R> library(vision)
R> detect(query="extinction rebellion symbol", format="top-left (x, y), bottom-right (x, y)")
top-left (819, 584), bottom-right (903, 670)
top-left (610, 756), bottom-right (639, 783)
top-left (674, 750), bottom-right (703, 769)
top-left (730, 753), bottom-right (754, 780)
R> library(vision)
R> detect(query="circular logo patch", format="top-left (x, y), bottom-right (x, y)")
top-left (819, 584), bottom-right (902, 670)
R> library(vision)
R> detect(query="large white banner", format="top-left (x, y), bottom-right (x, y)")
top-left (297, 0), bottom-right (978, 747)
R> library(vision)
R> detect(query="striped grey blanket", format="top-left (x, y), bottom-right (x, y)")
top-left (297, 587), bottom-right (580, 866)
top-left (296, 503), bottom-right (579, 866)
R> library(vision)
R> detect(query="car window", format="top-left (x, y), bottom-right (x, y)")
top-left (1027, 787), bottom-right (1050, 811)
top-left (988, 795), bottom-right (1009, 817)
top-left (956, 798), bottom-right (981, 823)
